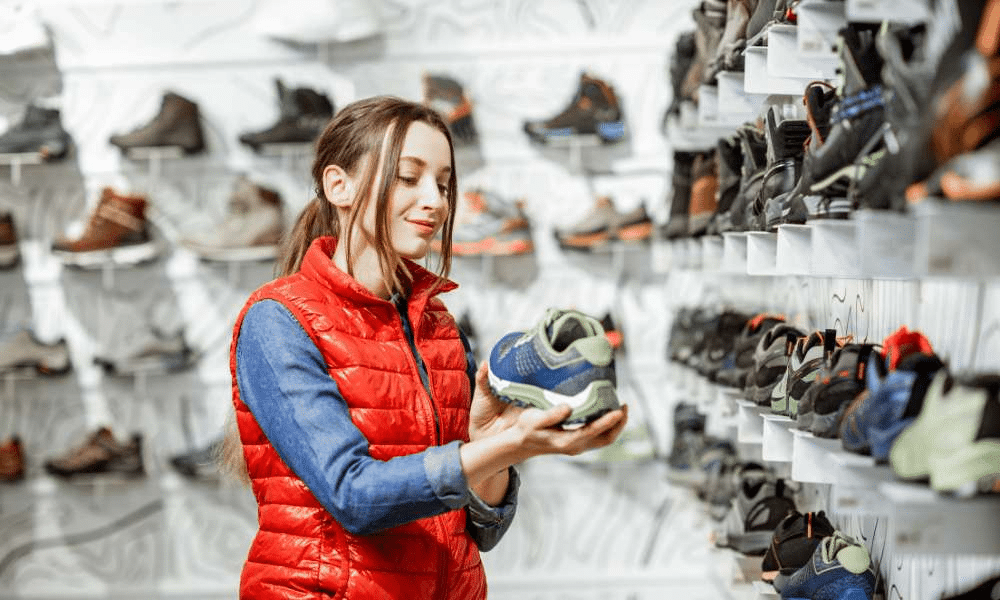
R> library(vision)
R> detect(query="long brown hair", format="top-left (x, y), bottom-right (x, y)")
top-left (217, 96), bottom-right (459, 484)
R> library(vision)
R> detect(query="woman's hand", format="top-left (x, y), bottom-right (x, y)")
top-left (467, 362), bottom-right (629, 458)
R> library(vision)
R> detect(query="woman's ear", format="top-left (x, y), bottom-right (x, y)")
top-left (322, 164), bottom-right (355, 208)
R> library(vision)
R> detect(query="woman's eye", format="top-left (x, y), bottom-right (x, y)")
top-left (397, 175), bottom-right (417, 185)
top-left (437, 184), bottom-right (449, 195)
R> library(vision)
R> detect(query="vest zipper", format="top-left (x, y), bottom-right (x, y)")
top-left (394, 297), bottom-right (442, 445)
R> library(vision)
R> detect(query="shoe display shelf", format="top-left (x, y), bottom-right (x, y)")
top-left (712, 384), bottom-right (1000, 559)
top-left (845, 0), bottom-right (932, 25)
top-left (667, 200), bottom-right (1000, 280)
top-left (795, 0), bottom-right (848, 57)
top-left (0, 151), bottom-right (46, 186)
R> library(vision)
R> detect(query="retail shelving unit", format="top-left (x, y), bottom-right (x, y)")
top-left (662, 1), bottom-right (1000, 598)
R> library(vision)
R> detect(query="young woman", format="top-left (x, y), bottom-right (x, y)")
top-left (222, 96), bottom-right (628, 600)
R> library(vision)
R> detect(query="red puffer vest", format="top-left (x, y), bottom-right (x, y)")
top-left (230, 237), bottom-right (486, 600)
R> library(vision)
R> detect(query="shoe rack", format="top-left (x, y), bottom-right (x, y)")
top-left (662, 0), bottom-right (1000, 598)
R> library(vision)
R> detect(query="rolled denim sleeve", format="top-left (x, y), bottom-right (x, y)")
top-left (236, 300), bottom-right (476, 534)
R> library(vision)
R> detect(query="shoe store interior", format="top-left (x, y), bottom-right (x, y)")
top-left (1, 0), bottom-right (1000, 599)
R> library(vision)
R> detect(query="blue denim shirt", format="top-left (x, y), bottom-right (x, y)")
top-left (235, 299), bottom-right (517, 550)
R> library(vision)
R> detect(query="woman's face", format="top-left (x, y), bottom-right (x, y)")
top-left (372, 120), bottom-right (452, 260)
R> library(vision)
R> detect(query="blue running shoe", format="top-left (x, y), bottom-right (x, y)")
top-left (840, 352), bottom-right (944, 460)
top-left (488, 308), bottom-right (619, 428)
top-left (780, 531), bottom-right (876, 600)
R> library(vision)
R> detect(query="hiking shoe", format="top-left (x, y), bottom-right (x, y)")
top-left (664, 31), bottom-right (698, 124)
top-left (779, 531), bottom-right (876, 600)
top-left (716, 313), bottom-right (786, 389)
top-left (523, 72), bottom-right (626, 145)
top-left (840, 351), bottom-right (944, 459)
top-left (487, 308), bottom-right (619, 428)
top-left (0, 436), bottom-right (25, 482)
top-left (0, 212), bottom-right (20, 269)
top-left (612, 203), bottom-right (654, 243)
top-left (182, 176), bottom-right (285, 261)
top-left (717, 472), bottom-right (798, 556)
top-left (745, 324), bottom-right (805, 406)
top-left (772, 329), bottom-right (840, 417)
top-left (555, 195), bottom-right (618, 250)
top-left (93, 330), bottom-right (197, 375)
top-left (890, 372), bottom-right (1000, 494)
top-left (52, 188), bottom-right (159, 267)
top-left (423, 73), bottom-right (477, 145)
top-left (44, 427), bottom-right (145, 479)
top-left (759, 107), bottom-right (810, 232)
top-left (717, 124), bottom-right (767, 233)
top-left (170, 438), bottom-right (222, 480)
top-left (441, 189), bottom-right (533, 256)
top-left (809, 343), bottom-right (881, 438)
top-left (0, 103), bottom-right (71, 160)
top-left (689, 149), bottom-right (719, 237)
top-left (762, 510), bottom-right (837, 588)
top-left (0, 329), bottom-right (71, 375)
top-left (239, 79), bottom-right (334, 151)
top-left (707, 134), bottom-right (744, 235)
top-left (693, 309), bottom-right (753, 381)
top-left (663, 151), bottom-right (697, 239)
top-left (110, 91), bottom-right (205, 155)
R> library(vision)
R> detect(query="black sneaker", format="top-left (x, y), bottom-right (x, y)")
top-left (0, 103), bottom-right (72, 160)
top-left (239, 79), bottom-right (334, 151)
top-left (523, 72), bottom-right (626, 144)
top-left (170, 438), bottom-right (222, 480)
top-left (109, 91), bottom-right (205, 155)
top-left (759, 107), bottom-right (810, 231)
top-left (762, 510), bottom-right (837, 588)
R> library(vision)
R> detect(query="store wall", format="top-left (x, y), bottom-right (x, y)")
top-left (0, 1), bottom-right (701, 598)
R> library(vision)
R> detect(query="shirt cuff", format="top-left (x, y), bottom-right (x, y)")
top-left (467, 466), bottom-right (519, 528)
top-left (423, 440), bottom-right (470, 510)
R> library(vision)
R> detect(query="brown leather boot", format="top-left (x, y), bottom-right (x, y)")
top-left (689, 150), bottom-right (719, 236)
top-left (109, 91), bottom-right (205, 155)
top-left (52, 188), bottom-right (159, 267)
top-left (44, 427), bottom-right (144, 479)
top-left (0, 212), bottom-right (19, 269)
top-left (0, 437), bottom-right (25, 482)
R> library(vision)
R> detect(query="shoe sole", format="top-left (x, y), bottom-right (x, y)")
top-left (486, 366), bottom-right (619, 428)
top-left (53, 241), bottom-right (160, 268)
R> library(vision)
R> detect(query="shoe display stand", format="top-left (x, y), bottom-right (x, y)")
top-left (662, 3), bottom-right (1000, 597)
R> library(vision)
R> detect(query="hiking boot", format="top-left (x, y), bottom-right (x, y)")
top-left (891, 372), bottom-right (1000, 494)
top-left (708, 134), bottom-right (743, 235)
top-left (239, 79), bottom-right (334, 151)
top-left (0, 212), bottom-right (20, 269)
top-left (709, 0), bottom-right (759, 77)
top-left (440, 189), bottom-right (533, 256)
top-left (523, 72), bottom-right (626, 144)
top-left (555, 195), bottom-right (618, 250)
top-left (715, 313), bottom-right (786, 388)
top-left (771, 329), bottom-right (840, 417)
top-left (170, 438), bottom-right (222, 480)
top-left (44, 427), bottom-right (145, 479)
top-left (423, 73), bottom-right (477, 145)
top-left (809, 343), bottom-right (881, 438)
top-left (0, 329), bottom-right (71, 375)
top-left (0, 436), bottom-right (25, 482)
top-left (758, 108), bottom-right (810, 231)
top-left (694, 309), bottom-right (752, 380)
top-left (717, 470), bottom-right (797, 556)
top-left (717, 124), bottom-right (767, 233)
top-left (182, 176), bottom-right (285, 261)
top-left (761, 510), bottom-right (836, 588)
top-left (52, 188), bottom-right (159, 267)
top-left (664, 31), bottom-right (698, 124)
top-left (663, 151), bottom-right (697, 239)
top-left (745, 324), bottom-right (804, 406)
top-left (0, 104), bottom-right (71, 160)
top-left (93, 330), bottom-right (197, 375)
top-left (779, 532), bottom-right (876, 600)
top-left (487, 308), bottom-right (619, 428)
top-left (689, 149), bottom-right (719, 237)
top-left (109, 91), bottom-right (205, 155)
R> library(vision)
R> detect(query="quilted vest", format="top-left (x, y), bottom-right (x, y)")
top-left (230, 237), bottom-right (486, 600)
